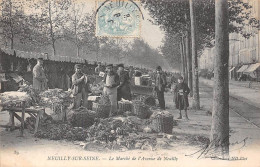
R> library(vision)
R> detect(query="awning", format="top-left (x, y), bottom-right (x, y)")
top-left (229, 67), bottom-right (235, 72)
top-left (244, 63), bottom-right (260, 73)
top-left (237, 65), bottom-right (249, 73)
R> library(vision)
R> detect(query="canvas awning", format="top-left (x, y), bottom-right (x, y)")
top-left (229, 67), bottom-right (235, 72)
top-left (237, 65), bottom-right (249, 73)
top-left (244, 63), bottom-right (260, 73)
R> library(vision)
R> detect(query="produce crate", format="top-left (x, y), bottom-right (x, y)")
top-left (132, 101), bottom-right (150, 119)
top-left (118, 101), bottom-right (133, 114)
top-left (92, 102), bottom-right (110, 118)
top-left (150, 115), bottom-right (173, 134)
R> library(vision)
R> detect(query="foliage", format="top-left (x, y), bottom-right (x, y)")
top-left (142, 0), bottom-right (259, 68)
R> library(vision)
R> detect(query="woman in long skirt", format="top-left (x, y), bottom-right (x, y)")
top-left (174, 76), bottom-right (190, 120)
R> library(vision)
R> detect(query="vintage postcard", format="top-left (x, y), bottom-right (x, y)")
top-left (0, 0), bottom-right (260, 167)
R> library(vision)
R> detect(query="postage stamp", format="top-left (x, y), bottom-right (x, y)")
top-left (96, 0), bottom-right (142, 37)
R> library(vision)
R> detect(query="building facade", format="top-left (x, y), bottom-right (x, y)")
top-left (199, 0), bottom-right (260, 81)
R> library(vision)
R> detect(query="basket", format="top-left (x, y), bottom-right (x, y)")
top-left (68, 111), bottom-right (96, 128)
top-left (132, 101), bottom-right (150, 119)
top-left (92, 102), bottom-right (110, 118)
top-left (118, 102), bottom-right (133, 114)
top-left (87, 101), bottom-right (93, 110)
top-left (150, 115), bottom-right (173, 134)
top-left (141, 96), bottom-right (156, 106)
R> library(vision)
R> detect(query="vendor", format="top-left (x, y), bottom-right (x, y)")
top-left (154, 66), bottom-right (167, 110)
top-left (117, 63), bottom-right (132, 101)
top-left (103, 64), bottom-right (120, 116)
top-left (71, 64), bottom-right (90, 109)
top-left (32, 58), bottom-right (47, 92)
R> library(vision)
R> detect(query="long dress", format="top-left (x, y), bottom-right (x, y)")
top-left (174, 82), bottom-right (190, 110)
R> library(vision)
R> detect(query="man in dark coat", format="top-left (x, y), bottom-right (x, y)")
top-left (174, 76), bottom-right (190, 120)
top-left (71, 64), bottom-right (90, 109)
top-left (154, 66), bottom-right (167, 110)
top-left (117, 64), bottom-right (132, 101)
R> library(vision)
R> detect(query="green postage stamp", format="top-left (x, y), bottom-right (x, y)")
top-left (96, 0), bottom-right (142, 37)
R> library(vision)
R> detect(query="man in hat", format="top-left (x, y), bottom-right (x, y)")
top-left (117, 63), bottom-right (131, 101)
top-left (103, 64), bottom-right (120, 116)
top-left (154, 66), bottom-right (167, 110)
top-left (174, 76), bottom-right (190, 120)
top-left (71, 64), bottom-right (90, 109)
top-left (33, 58), bottom-right (47, 92)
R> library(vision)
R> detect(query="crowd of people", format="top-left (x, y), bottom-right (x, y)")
top-left (32, 58), bottom-right (191, 120)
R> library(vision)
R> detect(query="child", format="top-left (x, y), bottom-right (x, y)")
top-left (174, 76), bottom-right (190, 120)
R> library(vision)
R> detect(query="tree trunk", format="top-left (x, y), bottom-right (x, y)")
top-left (189, 0), bottom-right (200, 109)
top-left (179, 41), bottom-right (185, 77)
top-left (186, 31), bottom-right (193, 96)
top-left (76, 46), bottom-right (80, 57)
top-left (210, 0), bottom-right (229, 158)
top-left (48, 0), bottom-right (56, 56)
top-left (9, 0), bottom-right (14, 49)
top-left (73, 4), bottom-right (80, 57)
top-left (182, 36), bottom-right (188, 83)
top-left (184, 13), bottom-right (193, 96)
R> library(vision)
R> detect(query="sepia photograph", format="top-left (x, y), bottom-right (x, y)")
top-left (0, 0), bottom-right (260, 166)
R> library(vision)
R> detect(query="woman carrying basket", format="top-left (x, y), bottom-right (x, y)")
top-left (174, 76), bottom-right (190, 120)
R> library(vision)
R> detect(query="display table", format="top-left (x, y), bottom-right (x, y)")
top-left (1, 101), bottom-right (45, 136)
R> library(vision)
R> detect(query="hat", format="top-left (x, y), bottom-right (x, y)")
top-left (156, 66), bottom-right (162, 71)
top-left (178, 76), bottom-right (184, 80)
top-left (74, 64), bottom-right (82, 69)
top-left (117, 63), bottom-right (124, 68)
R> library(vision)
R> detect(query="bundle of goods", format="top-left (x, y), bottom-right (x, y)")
top-left (18, 84), bottom-right (41, 105)
top-left (149, 110), bottom-right (174, 134)
top-left (87, 117), bottom-right (138, 143)
top-left (0, 92), bottom-right (32, 109)
top-left (35, 123), bottom-right (89, 141)
top-left (87, 96), bottom-right (101, 110)
top-left (67, 107), bottom-right (97, 128)
top-left (132, 100), bottom-right (151, 119)
top-left (140, 95), bottom-right (156, 106)
top-left (92, 95), bottom-right (111, 118)
top-left (40, 89), bottom-right (72, 114)
top-left (90, 83), bottom-right (104, 95)
top-left (85, 117), bottom-right (159, 151)
top-left (118, 99), bottom-right (133, 114)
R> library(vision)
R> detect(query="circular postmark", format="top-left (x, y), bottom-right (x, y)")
top-left (96, 0), bottom-right (142, 37)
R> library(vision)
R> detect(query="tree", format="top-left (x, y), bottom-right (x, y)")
top-left (210, 0), bottom-right (230, 157)
top-left (0, 0), bottom-right (29, 49)
top-left (143, 0), bottom-right (259, 107)
top-left (26, 0), bottom-right (71, 56)
top-left (63, 1), bottom-right (99, 57)
top-left (160, 33), bottom-right (182, 70)
top-left (189, 0), bottom-right (200, 109)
